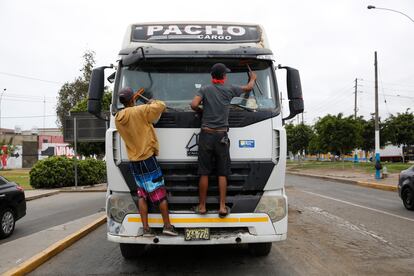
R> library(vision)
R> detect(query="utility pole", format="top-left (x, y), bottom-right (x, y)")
top-left (354, 78), bottom-right (358, 120)
top-left (353, 78), bottom-right (362, 163)
top-left (353, 78), bottom-right (363, 120)
top-left (74, 116), bottom-right (78, 189)
top-left (374, 51), bottom-right (381, 179)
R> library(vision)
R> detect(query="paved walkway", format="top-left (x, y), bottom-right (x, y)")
top-left (287, 167), bottom-right (398, 191)
top-left (25, 183), bottom-right (107, 201)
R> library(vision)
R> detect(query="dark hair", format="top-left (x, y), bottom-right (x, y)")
top-left (210, 63), bottom-right (231, 79)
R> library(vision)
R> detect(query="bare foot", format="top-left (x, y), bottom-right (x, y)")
top-left (196, 205), bottom-right (207, 214)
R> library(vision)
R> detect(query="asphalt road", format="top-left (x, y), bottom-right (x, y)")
top-left (0, 192), bottom-right (105, 244)
top-left (31, 175), bottom-right (414, 275)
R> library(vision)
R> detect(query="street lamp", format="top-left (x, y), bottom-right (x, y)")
top-left (367, 5), bottom-right (414, 23)
top-left (0, 88), bottom-right (6, 133)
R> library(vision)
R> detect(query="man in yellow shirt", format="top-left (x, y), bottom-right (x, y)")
top-left (115, 87), bottom-right (177, 237)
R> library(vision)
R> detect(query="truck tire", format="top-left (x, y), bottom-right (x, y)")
top-left (119, 243), bottom-right (146, 259)
top-left (402, 187), bottom-right (414, 210)
top-left (248, 242), bottom-right (272, 256)
top-left (0, 208), bottom-right (15, 239)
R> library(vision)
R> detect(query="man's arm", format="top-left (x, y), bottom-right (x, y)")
top-left (145, 100), bottom-right (166, 123)
top-left (191, 95), bottom-right (203, 112)
top-left (240, 72), bottom-right (257, 93)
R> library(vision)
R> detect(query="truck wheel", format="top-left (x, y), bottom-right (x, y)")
top-left (0, 208), bottom-right (15, 239)
top-left (119, 243), bottom-right (146, 259)
top-left (248, 242), bottom-right (272, 256)
top-left (402, 187), bottom-right (414, 210)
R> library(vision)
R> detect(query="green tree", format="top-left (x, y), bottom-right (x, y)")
top-left (285, 123), bottom-right (295, 154)
top-left (308, 134), bottom-right (322, 155)
top-left (285, 123), bottom-right (314, 154)
top-left (56, 50), bottom-right (96, 127)
top-left (71, 92), bottom-right (112, 112)
top-left (357, 116), bottom-right (387, 152)
top-left (384, 110), bottom-right (414, 147)
top-left (313, 113), bottom-right (362, 158)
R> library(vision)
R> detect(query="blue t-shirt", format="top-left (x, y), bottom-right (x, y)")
top-left (196, 84), bottom-right (244, 129)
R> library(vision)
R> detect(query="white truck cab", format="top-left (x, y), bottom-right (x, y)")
top-left (88, 22), bottom-right (304, 258)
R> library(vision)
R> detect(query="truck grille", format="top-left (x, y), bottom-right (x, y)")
top-left (117, 161), bottom-right (274, 213)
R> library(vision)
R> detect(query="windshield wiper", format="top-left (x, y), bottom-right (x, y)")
top-left (247, 64), bottom-right (264, 95)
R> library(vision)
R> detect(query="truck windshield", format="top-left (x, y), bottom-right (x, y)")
top-left (117, 59), bottom-right (278, 111)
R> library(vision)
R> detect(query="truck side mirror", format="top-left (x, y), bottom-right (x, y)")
top-left (88, 66), bottom-right (111, 120)
top-left (278, 66), bottom-right (304, 122)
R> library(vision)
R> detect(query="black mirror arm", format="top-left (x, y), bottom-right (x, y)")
top-left (94, 112), bottom-right (109, 122)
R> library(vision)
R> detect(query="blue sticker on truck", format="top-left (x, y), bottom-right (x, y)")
top-left (239, 140), bottom-right (255, 148)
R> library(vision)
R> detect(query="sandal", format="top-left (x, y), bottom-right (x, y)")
top-left (219, 206), bottom-right (231, 218)
top-left (193, 205), bottom-right (208, 215)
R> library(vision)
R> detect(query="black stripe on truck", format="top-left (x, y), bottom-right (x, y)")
top-left (153, 110), bottom-right (277, 128)
top-left (117, 161), bottom-right (275, 213)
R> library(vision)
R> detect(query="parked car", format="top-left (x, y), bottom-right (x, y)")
top-left (0, 175), bottom-right (26, 238)
top-left (398, 166), bottom-right (414, 210)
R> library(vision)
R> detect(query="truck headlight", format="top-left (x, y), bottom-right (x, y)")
top-left (107, 192), bottom-right (138, 223)
top-left (254, 195), bottom-right (286, 222)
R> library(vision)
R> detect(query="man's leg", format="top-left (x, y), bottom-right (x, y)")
top-left (218, 176), bottom-right (228, 214)
top-left (159, 199), bottom-right (178, 236)
top-left (216, 133), bottom-right (231, 216)
top-left (138, 197), bottom-right (150, 230)
top-left (198, 175), bottom-right (209, 214)
top-left (159, 199), bottom-right (172, 228)
top-left (197, 132), bottom-right (213, 214)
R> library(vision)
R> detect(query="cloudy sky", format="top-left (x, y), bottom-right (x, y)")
top-left (0, 0), bottom-right (413, 130)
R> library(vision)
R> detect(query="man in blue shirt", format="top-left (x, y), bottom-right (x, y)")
top-left (191, 63), bottom-right (256, 217)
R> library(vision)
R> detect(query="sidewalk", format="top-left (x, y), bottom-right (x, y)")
top-left (287, 167), bottom-right (398, 192)
top-left (25, 183), bottom-right (107, 201)
top-left (0, 212), bottom-right (106, 275)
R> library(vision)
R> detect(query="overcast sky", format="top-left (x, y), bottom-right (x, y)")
top-left (0, 0), bottom-right (413, 130)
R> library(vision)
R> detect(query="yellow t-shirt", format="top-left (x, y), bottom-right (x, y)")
top-left (115, 100), bottom-right (166, 161)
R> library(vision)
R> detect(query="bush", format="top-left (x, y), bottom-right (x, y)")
top-left (78, 158), bottom-right (107, 186)
top-left (30, 156), bottom-right (106, 189)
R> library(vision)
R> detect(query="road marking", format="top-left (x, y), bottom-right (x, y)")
top-left (301, 190), bottom-right (414, 223)
top-left (306, 206), bottom-right (389, 244)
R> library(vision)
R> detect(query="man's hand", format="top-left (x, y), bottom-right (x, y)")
top-left (249, 71), bottom-right (257, 81)
top-left (132, 88), bottom-right (145, 103)
top-left (241, 72), bottom-right (257, 93)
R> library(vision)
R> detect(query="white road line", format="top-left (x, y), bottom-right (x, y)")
top-left (301, 190), bottom-right (414, 223)
top-left (306, 206), bottom-right (389, 243)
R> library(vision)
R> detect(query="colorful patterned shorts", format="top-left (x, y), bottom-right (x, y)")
top-left (129, 156), bottom-right (167, 204)
top-left (137, 186), bottom-right (167, 204)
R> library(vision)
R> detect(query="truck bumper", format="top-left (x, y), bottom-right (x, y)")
top-left (107, 213), bottom-right (287, 245)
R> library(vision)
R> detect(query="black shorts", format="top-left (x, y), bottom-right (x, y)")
top-left (197, 131), bottom-right (231, 176)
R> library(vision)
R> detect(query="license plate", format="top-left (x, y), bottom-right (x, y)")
top-left (184, 228), bottom-right (210, 241)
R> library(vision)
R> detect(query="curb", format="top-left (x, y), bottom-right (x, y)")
top-left (287, 171), bottom-right (397, 192)
top-left (355, 181), bottom-right (397, 192)
top-left (25, 187), bottom-right (107, 201)
top-left (25, 191), bottom-right (60, 201)
top-left (3, 215), bottom-right (107, 276)
top-left (60, 189), bottom-right (106, 193)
